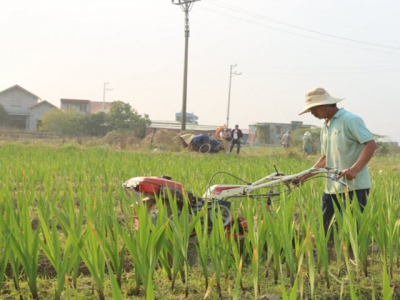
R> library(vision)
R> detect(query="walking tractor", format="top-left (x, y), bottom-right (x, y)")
top-left (122, 166), bottom-right (347, 240)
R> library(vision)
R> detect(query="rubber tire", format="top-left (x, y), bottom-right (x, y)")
top-left (208, 202), bottom-right (232, 227)
top-left (199, 143), bottom-right (211, 154)
top-left (187, 235), bottom-right (199, 267)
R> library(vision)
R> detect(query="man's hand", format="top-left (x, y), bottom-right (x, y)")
top-left (292, 175), bottom-right (309, 186)
top-left (291, 178), bottom-right (301, 186)
top-left (337, 140), bottom-right (376, 181)
top-left (337, 168), bottom-right (358, 181)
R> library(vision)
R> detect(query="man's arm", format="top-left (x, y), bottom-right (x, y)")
top-left (294, 156), bottom-right (326, 185)
top-left (338, 139), bottom-right (377, 180)
top-left (312, 155), bottom-right (327, 168)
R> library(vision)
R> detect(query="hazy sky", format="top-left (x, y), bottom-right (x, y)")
top-left (2, 0), bottom-right (400, 142)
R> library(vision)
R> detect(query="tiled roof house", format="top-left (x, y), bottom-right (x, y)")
top-left (0, 85), bottom-right (57, 131)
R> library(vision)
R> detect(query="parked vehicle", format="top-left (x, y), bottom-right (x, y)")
top-left (180, 134), bottom-right (223, 154)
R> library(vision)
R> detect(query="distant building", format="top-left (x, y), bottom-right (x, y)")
top-left (60, 99), bottom-right (91, 114)
top-left (90, 101), bottom-right (112, 114)
top-left (146, 120), bottom-right (218, 136)
top-left (383, 141), bottom-right (398, 147)
top-left (60, 99), bottom-right (112, 114)
top-left (0, 85), bottom-right (57, 131)
top-left (248, 121), bottom-right (303, 146)
top-left (175, 112), bottom-right (198, 125)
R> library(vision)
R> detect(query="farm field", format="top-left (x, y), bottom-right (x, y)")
top-left (0, 141), bottom-right (399, 299)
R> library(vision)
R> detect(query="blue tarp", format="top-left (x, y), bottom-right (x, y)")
top-left (191, 134), bottom-right (209, 145)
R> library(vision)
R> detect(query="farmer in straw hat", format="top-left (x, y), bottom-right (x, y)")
top-left (296, 88), bottom-right (376, 238)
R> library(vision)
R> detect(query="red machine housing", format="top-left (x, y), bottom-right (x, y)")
top-left (127, 176), bottom-right (184, 196)
top-left (122, 176), bottom-right (183, 197)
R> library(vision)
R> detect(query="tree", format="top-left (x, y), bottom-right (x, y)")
top-left (0, 104), bottom-right (9, 126)
top-left (80, 112), bottom-right (109, 136)
top-left (40, 107), bottom-right (83, 135)
top-left (106, 101), bottom-right (151, 138)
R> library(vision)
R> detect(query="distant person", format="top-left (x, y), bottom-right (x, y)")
top-left (219, 125), bottom-right (231, 153)
top-left (229, 124), bottom-right (243, 154)
top-left (215, 124), bottom-right (226, 139)
top-left (302, 131), bottom-right (314, 158)
top-left (281, 130), bottom-right (292, 148)
top-left (295, 87), bottom-right (377, 237)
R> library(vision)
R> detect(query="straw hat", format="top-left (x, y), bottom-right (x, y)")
top-left (299, 88), bottom-right (344, 115)
top-left (304, 131), bottom-right (311, 136)
top-left (179, 134), bottom-right (195, 147)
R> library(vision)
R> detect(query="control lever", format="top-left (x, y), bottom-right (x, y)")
top-left (330, 174), bottom-right (347, 186)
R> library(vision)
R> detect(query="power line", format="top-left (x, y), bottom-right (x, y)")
top-left (200, 0), bottom-right (400, 55)
top-left (243, 65), bottom-right (400, 76)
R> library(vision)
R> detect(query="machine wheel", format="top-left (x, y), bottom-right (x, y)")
top-left (148, 202), bottom-right (174, 226)
top-left (199, 143), bottom-right (211, 154)
top-left (187, 235), bottom-right (200, 266)
top-left (208, 202), bottom-right (232, 227)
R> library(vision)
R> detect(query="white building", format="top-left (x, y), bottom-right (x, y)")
top-left (0, 85), bottom-right (57, 131)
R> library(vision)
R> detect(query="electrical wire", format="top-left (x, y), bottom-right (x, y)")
top-left (199, 0), bottom-right (400, 56)
top-left (208, 0), bottom-right (400, 51)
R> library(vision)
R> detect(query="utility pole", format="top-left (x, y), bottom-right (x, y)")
top-left (102, 82), bottom-right (112, 112)
top-left (226, 64), bottom-right (241, 128)
top-left (172, 0), bottom-right (200, 132)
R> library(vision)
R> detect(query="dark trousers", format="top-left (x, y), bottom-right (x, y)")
top-left (230, 139), bottom-right (241, 154)
top-left (322, 189), bottom-right (369, 237)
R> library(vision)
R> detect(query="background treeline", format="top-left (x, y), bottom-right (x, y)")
top-left (0, 101), bottom-right (151, 138)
